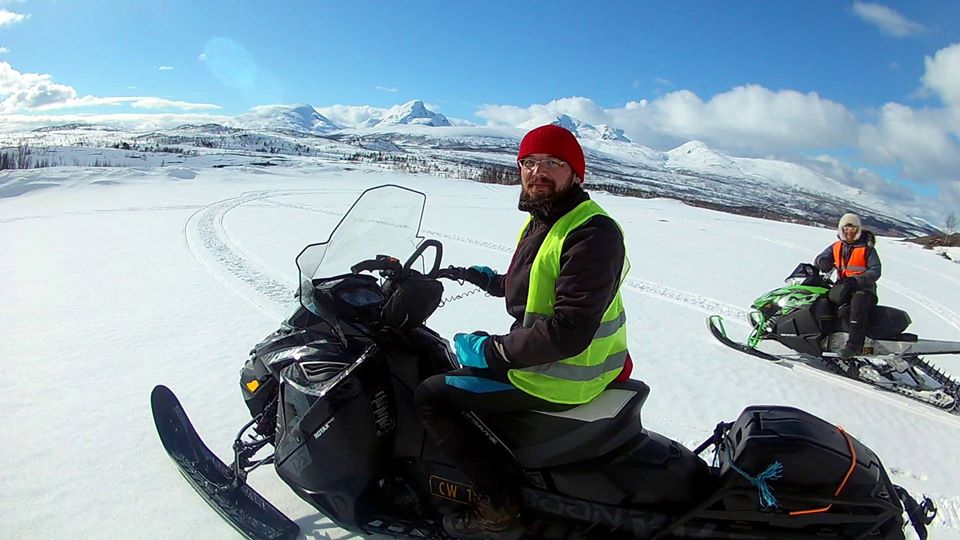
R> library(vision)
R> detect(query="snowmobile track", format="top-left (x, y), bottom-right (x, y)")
top-left (183, 190), bottom-right (340, 319)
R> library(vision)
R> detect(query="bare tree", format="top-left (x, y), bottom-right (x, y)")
top-left (15, 142), bottom-right (31, 169)
top-left (944, 212), bottom-right (958, 246)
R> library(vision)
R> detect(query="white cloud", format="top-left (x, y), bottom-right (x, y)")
top-left (478, 96), bottom-right (609, 129)
top-left (157, 66), bottom-right (174, 71)
top-left (0, 61), bottom-right (77, 111)
top-left (477, 88), bottom-right (858, 155)
top-left (0, 9), bottom-right (27, 26)
top-left (655, 85), bottom-right (858, 150)
top-left (805, 154), bottom-right (916, 201)
top-left (0, 47), bottom-right (9, 54)
top-left (197, 53), bottom-right (207, 61)
top-left (0, 61), bottom-right (220, 113)
top-left (0, 111), bottom-right (232, 133)
top-left (859, 103), bottom-right (960, 181)
top-left (847, 42), bottom-right (960, 191)
top-left (852, 2), bottom-right (925, 38)
top-left (314, 104), bottom-right (385, 125)
top-left (128, 97), bottom-right (218, 110)
top-left (376, 86), bottom-right (398, 93)
top-left (922, 43), bottom-right (960, 108)
top-left (473, 60), bottom-right (960, 207)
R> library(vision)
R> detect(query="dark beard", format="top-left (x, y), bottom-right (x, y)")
top-left (518, 189), bottom-right (554, 220)
top-left (518, 183), bottom-right (575, 220)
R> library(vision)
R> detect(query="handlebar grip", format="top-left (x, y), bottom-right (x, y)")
top-left (436, 266), bottom-right (466, 281)
top-left (351, 256), bottom-right (401, 274)
top-left (351, 259), bottom-right (382, 274)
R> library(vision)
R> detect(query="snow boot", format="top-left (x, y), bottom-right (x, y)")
top-left (839, 323), bottom-right (866, 359)
top-left (443, 495), bottom-right (524, 540)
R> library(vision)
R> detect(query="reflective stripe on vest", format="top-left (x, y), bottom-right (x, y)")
top-left (507, 200), bottom-right (630, 405)
top-left (832, 241), bottom-right (868, 279)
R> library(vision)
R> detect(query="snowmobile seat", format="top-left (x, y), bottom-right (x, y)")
top-left (481, 379), bottom-right (649, 469)
top-left (837, 304), bottom-right (911, 339)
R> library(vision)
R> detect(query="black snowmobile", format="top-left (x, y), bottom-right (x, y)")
top-left (152, 185), bottom-right (936, 540)
top-left (708, 263), bottom-right (960, 413)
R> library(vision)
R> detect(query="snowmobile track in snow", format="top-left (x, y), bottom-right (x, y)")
top-left (183, 191), bottom-right (307, 319)
top-left (184, 188), bottom-right (395, 320)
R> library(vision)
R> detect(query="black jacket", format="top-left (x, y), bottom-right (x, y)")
top-left (480, 185), bottom-right (626, 375)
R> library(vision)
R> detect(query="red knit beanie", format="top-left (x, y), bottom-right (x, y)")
top-left (518, 124), bottom-right (586, 181)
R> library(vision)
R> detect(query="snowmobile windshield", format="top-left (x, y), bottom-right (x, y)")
top-left (296, 185), bottom-right (426, 316)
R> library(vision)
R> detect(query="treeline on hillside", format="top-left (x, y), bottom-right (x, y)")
top-left (905, 233), bottom-right (960, 248)
top-left (0, 143), bottom-right (122, 169)
top-left (0, 143), bottom-right (40, 169)
top-left (0, 141), bottom-right (195, 170)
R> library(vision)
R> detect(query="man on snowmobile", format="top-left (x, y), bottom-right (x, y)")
top-left (415, 124), bottom-right (631, 540)
top-left (814, 213), bottom-right (882, 360)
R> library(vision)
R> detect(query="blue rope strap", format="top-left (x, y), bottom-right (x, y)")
top-left (725, 441), bottom-right (783, 509)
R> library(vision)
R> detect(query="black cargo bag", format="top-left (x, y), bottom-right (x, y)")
top-left (718, 406), bottom-right (896, 512)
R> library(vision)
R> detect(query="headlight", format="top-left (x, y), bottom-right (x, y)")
top-left (260, 341), bottom-right (343, 368)
top-left (282, 344), bottom-right (378, 398)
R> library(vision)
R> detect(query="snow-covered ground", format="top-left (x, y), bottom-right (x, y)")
top-left (2, 161), bottom-right (959, 539)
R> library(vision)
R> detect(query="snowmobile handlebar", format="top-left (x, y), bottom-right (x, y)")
top-left (434, 266), bottom-right (466, 281)
top-left (351, 255), bottom-right (403, 275)
top-left (404, 239), bottom-right (443, 278)
top-left (350, 239), bottom-right (444, 279)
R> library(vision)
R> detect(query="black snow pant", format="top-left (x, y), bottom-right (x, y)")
top-left (846, 290), bottom-right (878, 348)
top-left (829, 280), bottom-right (878, 349)
top-left (414, 367), bottom-right (572, 507)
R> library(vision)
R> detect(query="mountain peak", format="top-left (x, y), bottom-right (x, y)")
top-left (666, 140), bottom-right (738, 171)
top-left (672, 140), bottom-right (710, 152)
top-left (228, 103), bottom-right (340, 133)
top-left (377, 100), bottom-right (451, 127)
top-left (518, 114), bottom-right (631, 142)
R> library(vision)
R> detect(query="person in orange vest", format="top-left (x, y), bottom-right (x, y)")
top-left (814, 213), bottom-right (882, 359)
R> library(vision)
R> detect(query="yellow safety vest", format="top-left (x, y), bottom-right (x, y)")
top-left (507, 200), bottom-right (630, 404)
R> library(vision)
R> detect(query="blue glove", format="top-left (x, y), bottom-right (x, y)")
top-left (454, 333), bottom-right (488, 369)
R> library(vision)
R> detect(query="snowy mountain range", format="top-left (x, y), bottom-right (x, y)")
top-left (0, 101), bottom-right (937, 235)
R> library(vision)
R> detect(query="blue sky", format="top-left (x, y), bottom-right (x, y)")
top-left (2, 1), bottom-right (960, 214)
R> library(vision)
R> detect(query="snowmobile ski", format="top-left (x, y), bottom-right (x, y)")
top-left (707, 315), bottom-right (783, 362)
top-left (150, 385), bottom-right (299, 540)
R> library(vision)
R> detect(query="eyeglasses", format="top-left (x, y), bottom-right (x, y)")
top-left (842, 224), bottom-right (859, 230)
top-left (517, 157), bottom-right (567, 171)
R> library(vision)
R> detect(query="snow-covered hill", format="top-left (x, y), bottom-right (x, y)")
top-left (0, 104), bottom-right (938, 235)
